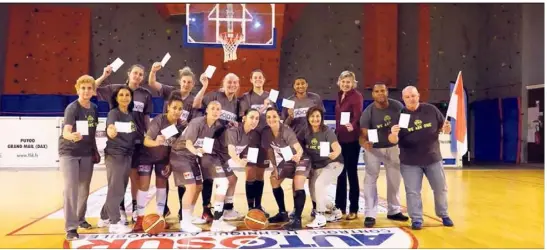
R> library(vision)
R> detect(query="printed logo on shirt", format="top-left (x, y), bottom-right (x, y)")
top-left (86, 115), bottom-right (97, 128)
top-left (294, 107), bottom-right (309, 118)
top-left (376, 115), bottom-right (393, 129)
top-left (133, 101), bottom-right (145, 113)
top-left (183, 172), bottom-right (194, 179)
top-left (407, 119), bottom-right (432, 132)
top-left (180, 110), bottom-right (190, 121)
top-left (308, 138), bottom-right (319, 150)
top-left (194, 138), bottom-right (204, 147)
top-left (215, 166), bottom-right (224, 173)
top-left (251, 104), bottom-right (266, 113)
top-left (220, 110), bottom-right (237, 122)
top-left (296, 166), bottom-right (307, 172)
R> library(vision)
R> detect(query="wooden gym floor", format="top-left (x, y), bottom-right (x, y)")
top-left (0, 167), bottom-right (543, 248)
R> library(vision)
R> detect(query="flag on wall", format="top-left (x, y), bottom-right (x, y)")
top-left (447, 71), bottom-right (468, 158)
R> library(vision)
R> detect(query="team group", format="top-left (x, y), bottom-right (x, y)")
top-left (59, 62), bottom-right (454, 240)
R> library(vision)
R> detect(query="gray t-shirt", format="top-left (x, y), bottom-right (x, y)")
top-left (97, 84), bottom-right (153, 142)
top-left (303, 128), bottom-right (344, 169)
top-left (58, 101), bottom-right (99, 157)
top-left (171, 116), bottom-right (224, 160)
top-left (261, 124), bottom-right (300, 166)
top-left (281, 92), bottom-right (325, 142)
top-left (360, 98), bottom-right (404, 148)
top-left (158, 85), bottom-right (198, 124)
top-left (202, 90), bottom-right (238, 124)
top-left (213, 126), bottom-right (256, 164)
top-left (239, 90), bottom-right (271, 131)
top-left (105, 108), bottom-right (137, 155)
top-left (139, 114), bottom-right (184, 165)
top-left (397, 103), bottom-right (445, 166)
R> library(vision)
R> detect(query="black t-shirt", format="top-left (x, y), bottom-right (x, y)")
top-left (303, 127), bottom-right (344, 169)
top-left (104, 108), bottom-right (137, 155)
top-left (58, 101), bottom-right (99, 157)
top-left (397, 103), bottom-right (444, 166)
top-left (360, 98), bottom-right (404, 148)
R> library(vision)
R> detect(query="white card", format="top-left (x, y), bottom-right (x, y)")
top-left (280, 146), bottom-right (294, 161)
top-left (269, 89), bottom-right (279, 102)
top-left (115, 122), bottom-right (132, 133)
top-left (160, 52), bottom-right (171, 67)
top-left (399, 113), bottom-right (410, 128)
top-left (368, 129), bottom-right (379, 143)
top-left (203, 137), bottom-right (214, 154)
top-left (76, 120), bottom-right (89, 136)
top-left (320, 141), bottom-right (330, 157)
top-left (340, 112), bottom-right (351, 125)
top-left (247, 147), bottom-right (259, 164)
top-left (110, 58), bottom-right (124, 72)
top-left (282, 99), bottom-right (295, 109)
top-left (160, 124), bottom-right (178, 139)
top-left (204, 65), bottom-right (216, 78)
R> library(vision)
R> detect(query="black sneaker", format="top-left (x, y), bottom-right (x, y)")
top-left (282, 218), bottom-right (302, 231)
top-left (65, 229), bottom-right (79, 240)
top-left (256, 206), bottom-right (270, 218)
top-left (387, 212), bottom-right (409, 221)
top-left (268, 211), bottom-right (289, 223)
top-left (364, 217), bottom-right (376, 228)
top-left (78, 221), bottom-right (92, 229)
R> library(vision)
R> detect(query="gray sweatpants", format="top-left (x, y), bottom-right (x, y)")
top-left (400, 160), bottom-right (448, 223)
top-left (309, 162), bottom-right (343, 212)
top-left (60, 155), bottom-right (94, 232)
top-left (363, 146), bottom-right (402, 218)
top-left (102, 154), bottom-right (131, 224)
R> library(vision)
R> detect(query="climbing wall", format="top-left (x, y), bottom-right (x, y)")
top-left (3, 4), bottom-right (91, 95)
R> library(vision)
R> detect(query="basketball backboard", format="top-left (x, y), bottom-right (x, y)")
top-left (183, 4), bottom-right (276, 49)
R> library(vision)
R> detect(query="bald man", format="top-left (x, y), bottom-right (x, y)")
top-left (388, 86), bottom-right (454, 230)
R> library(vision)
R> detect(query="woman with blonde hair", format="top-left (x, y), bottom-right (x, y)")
top-left (59, 75), bottom-right (100, 240)
top-left (194, 73), bottom-right (241, 223)
top-left (334, 70), bottom-right (364, 220)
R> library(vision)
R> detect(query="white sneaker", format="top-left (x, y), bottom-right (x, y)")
top-left (306, 214), bottom-right (327, 228)
top-left (223, 210), bottom-right (244, 221)
top-left (191, 216), bottom-right (207, 225)
top-left (119, 210), bottom-right (128, 225)
top-left (326, 208), bottom-right (343, 222)
top-left (179, 220), bottom-right (202, 233)
top-left (109, 221), bottom-right (132, 234)
top-left (97, 219), bottom-right (110, 228)
top-left (210, 220), bottom-right (236, 232)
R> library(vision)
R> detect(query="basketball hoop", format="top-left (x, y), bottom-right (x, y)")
top-left (219, 32), bottom-right (244, 62)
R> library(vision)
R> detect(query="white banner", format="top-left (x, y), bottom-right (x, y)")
top-left (0, 117), bottom-right (61, 168)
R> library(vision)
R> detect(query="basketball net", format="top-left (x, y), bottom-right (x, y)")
top-left (219, 32), bottom-right (244, 62)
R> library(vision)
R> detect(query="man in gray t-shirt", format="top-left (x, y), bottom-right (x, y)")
top-left (359, 83), bottom-right (409, 227)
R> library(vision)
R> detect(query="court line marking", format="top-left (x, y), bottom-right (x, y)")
top-left (5, 185), bottom-right (106, 236)
top-left (6, 183), bottom-right (443, 236)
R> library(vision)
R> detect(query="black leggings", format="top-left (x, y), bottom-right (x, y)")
top-left (335, 140), bottom-right (361, 214)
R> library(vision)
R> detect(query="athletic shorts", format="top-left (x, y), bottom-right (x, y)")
top-left (199, 154), bottom-right (235, 180)
top-left (170, 152), bottom-right (202, 186)
top-left (277, 157), bottom-right (311, 179)
top-left (137, 163), bottom-right (168, 178)
top-left (131, 144), bottom-right (144, 169)
top-left (248, 130), bottom-right (270, 168)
